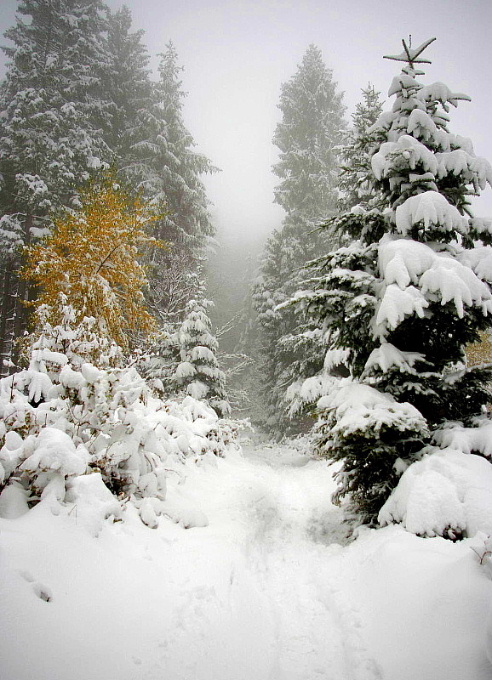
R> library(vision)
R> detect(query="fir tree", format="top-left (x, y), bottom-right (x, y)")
top-left (170, 298), bottom-right (230, 417)
top-left (273, 45), bottom-right (346, 224)
top-left (284, 86), bottom-right (384, 417)
top-left (337, 84), bottom-right (384, 212)
top-left (142, 43), bottom-right (218, 323)
top-left (296, 38), bottom-right (492, 524)
top-left (252, 45), bottom-right (346, 437)
top-left (104, 5), bottom-right (153, 179)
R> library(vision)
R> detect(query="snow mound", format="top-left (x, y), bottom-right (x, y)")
top-left (0, 482), bottom-right (29, 519)
top-left (66, 473), bottom-right (122, 536)
top-left (379, 448), bottom-right (492, 538)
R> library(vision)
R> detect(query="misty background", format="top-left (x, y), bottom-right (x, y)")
top-left (1, 0), bottom-right (491, 336)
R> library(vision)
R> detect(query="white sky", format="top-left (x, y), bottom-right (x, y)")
top-left (1, 0), bottom-right (491, 246)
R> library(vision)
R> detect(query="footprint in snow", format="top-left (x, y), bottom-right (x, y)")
top-left (19, 570), bottom-right (53, 602)
top-left (32, 582), bottom-right (53, 602)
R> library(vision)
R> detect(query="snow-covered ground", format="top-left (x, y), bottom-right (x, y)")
top-left (1, 442), bottom-right (491, 680)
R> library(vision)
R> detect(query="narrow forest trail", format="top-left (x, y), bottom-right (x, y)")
top-left (138, 444), bottom-right (384, 680)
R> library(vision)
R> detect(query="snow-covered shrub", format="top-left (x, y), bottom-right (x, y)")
top-left (0, 311), bottom-right (240, 528)
top-left (379, 448), bottom-right (492, 539)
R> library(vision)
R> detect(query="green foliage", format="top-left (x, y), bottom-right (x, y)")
top-left (296, 38), bottom-right (492, 525)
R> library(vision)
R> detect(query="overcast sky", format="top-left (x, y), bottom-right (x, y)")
top-left (1, 0), bottom-right (491, 245)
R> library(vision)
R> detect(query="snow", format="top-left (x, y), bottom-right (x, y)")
top-left (59, 364), bottom-right (86, 390)
top-left (363, 342), bottom-right (426, 374)
top-left (406, 108), bottom-right (441, 145)
top-left (418, 81), bottom-right (471, 107)
top-left (190, 345), bottom-right (216, 363)
top-left (174, 360), bottom-right (196, 379)
top-left (1, 441), bottom-right (491, 680)
top-left (459, 245), bottom-right (492, 282)
top-left (379, 448), bottom-right (492, 539)
top-left (318, 382), bottom-right (427, 438)
top-left (375, 237), bottom-right (492, 334)
top-left (20, 428), bottom-right (89, 479)
top-left (65, 472), bottom-right (122, 536)
top-left (395, 191), bottom-right (467, 235)
top-left (375, 282), bottom-right (428, 331)
top-left (187, 379), bottom-right (209, 400)
top-left (371, 135), bottom-right (439, 179)
top-left (433, 419), bottom-right (492, 460)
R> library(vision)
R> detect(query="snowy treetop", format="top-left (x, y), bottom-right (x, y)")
top-left (383, 37), bottom-right (437, 68)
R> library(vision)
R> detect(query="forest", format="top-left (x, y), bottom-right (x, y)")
top-left (1, 2), bottom-right (492, 679)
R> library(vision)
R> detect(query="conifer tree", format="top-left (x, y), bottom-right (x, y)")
top-left (284, 86), bottom-right (384, 417)
top-left (252, 45), bottom-right (346, 436)
top-left (337, 84), bottom-right (384, 211)
top-left (104, 6), bottom-right (153, 179)
top-left (170, 298), bottom-right (230, 416)
top-left (142, 43), bottom-right (217, 323)
top-left (0, 0), bottom-right (111, 373)
top-left (296, 38), bottom-right (492, 524)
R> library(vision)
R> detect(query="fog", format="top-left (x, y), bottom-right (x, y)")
top-left (1, 0), bottom-right (491, 246)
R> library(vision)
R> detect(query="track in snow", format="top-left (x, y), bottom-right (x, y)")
top-left (145, 444), bottom-right (384, 680)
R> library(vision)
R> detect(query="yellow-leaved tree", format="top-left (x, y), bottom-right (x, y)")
top-left (23, 174), bottom-right (163, 351)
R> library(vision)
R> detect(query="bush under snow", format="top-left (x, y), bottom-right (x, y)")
top-left (379, 447), bottom-right (492, 539)
top-left (0, 336), bottom-right (241, 532)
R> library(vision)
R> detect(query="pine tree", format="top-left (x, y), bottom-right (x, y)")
top-left (104, 6), bottom-right (153, 179)
top-left (170, 298), bottom-right (230, 417)
top-left (252, 45), bottom-right (346, 437)
top-left (284, 86), bottom-right (384, 418)
top-left (141, 43), bottom-right (218, 323)
top-left (23, 174), bottom-right (160, 353)
top-left (296, 38), bottom-right (492, 524)
top-left (337, 84), bottom-right (384, 211)
top-left (0, 0), bottom-right (111, 373)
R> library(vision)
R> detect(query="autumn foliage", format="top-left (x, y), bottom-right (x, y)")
top-left (23, 175), bottom-right (162, 351)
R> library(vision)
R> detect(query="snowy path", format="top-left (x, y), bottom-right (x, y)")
top-left (1, 443), bottom-right (490, 680)
top-left (132, 445), bottom-right (383, 680)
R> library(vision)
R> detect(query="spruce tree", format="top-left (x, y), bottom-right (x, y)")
top-left (171, 298), bottom-right (230, 417)
top-left (104, 6), bottom-right (153, 180)
top-left (337, 84), bottom-right (384, 211)
top-left (252, 45), bottom-right (346, 437)
top-left (296, 38), bottom-right (492, 524)
top-left (143, 43), bottom-right (217, 323)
